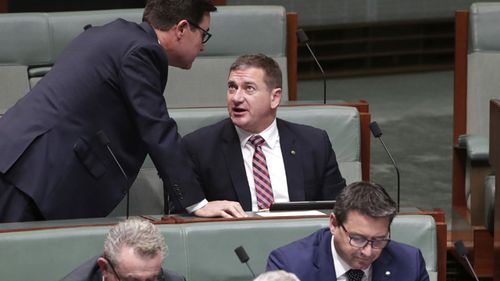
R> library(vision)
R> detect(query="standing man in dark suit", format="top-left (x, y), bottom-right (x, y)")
top-left (60, 218), bottom-right (185, 281)
top-left (182, 54), bottom-right (346, 215)
top-left (0, 0), bottom-right (244, 222)
top-left (266, 181), bottom-right (430, 281)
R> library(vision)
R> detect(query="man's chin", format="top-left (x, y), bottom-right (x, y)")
top-left (353, 259), bottom-right (372, 270)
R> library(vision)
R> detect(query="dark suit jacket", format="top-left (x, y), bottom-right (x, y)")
top-left (60, 255), bottom-right (185, 281)
top-left (0, 19), bottom-right (203, 219)
top-left (182, 118), bottom-right (346, 210)
top-left (267, 228), bottom-right (430, 281)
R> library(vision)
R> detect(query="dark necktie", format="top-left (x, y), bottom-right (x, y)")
top-left (346, 269), bottom-right (364, 281)
top-left (249, 135), bottom-right (274, 209)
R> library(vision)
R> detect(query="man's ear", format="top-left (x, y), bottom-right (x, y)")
top-left (270, 88), bottom-right (282, 108)
top-left (175, 19), bottom-right (189, 39)
top-left (97, 257), bottom-right (109, 273)
top-left (329, 213), bottom-right (338, 234)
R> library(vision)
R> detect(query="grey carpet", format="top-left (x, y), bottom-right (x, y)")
top-left (297, 70), bottom-right (453, 222)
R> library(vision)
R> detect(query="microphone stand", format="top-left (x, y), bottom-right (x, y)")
top-left (296, 28), bottom-right (327, 104)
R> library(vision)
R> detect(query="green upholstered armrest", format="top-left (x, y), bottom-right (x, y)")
top-left (458, 134), bottom-right (489, 161)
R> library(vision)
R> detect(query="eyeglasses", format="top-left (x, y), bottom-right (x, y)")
top-left (104, 257), bottom-right (124, 281)
top-left (340, 224), bottom-right (390, 249)
top-left (187, 19), bottom-right (212, 44)
top-left (103, 256), bottom-right (164, 281)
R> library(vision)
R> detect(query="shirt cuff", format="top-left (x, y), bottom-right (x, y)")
top-left (185, 199), bottom-right (208, 213)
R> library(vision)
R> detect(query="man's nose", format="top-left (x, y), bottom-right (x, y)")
top-left (232, 89), bottom-right (244, 102)
top-left (360, 243), bottom-right (374, 256)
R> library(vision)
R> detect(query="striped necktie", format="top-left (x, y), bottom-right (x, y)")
top-left (249, 135), bottom-right (274, 209)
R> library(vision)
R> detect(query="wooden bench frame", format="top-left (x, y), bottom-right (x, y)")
top-left (451, 10), bottom-right (494, 278)
top-left (490, 99), bottom-right (500, 280)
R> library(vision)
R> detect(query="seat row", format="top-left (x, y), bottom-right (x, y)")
top-left (0, 214), bottom-right (439, 281)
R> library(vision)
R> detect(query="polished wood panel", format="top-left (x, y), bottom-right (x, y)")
top-left (286, 12), bottom-right (298, 101)
top-left (490, 99), bottom-right (500, 281)
top-left (0, 0), bottom-right (6, 12)
top-left (452, 10), bottom-right (469, 212)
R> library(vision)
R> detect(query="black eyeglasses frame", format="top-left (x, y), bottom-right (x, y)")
top-left (340, 224), bottom-right (391, 249)
top-left (187, 19), bottom-right (212, 44)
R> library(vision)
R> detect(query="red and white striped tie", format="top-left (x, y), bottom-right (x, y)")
top-left (249, 135), bottom-right (274, 209)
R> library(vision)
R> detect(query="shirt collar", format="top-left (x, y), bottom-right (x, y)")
top-left (235, 119), bottom-right (279, 149)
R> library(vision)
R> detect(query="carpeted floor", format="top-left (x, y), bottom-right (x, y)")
top-left (297, 70), bottom-right (454, 223)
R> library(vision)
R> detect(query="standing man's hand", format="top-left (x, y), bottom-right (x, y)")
top-left (193, 200), bottom-right (248, 218)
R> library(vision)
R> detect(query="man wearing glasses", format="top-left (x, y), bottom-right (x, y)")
top-left (0, 0), bottom-right (237, 222)
top-left (266, 181), bottom-right (429, 281)
top-left (61, 218), bottom-right (184, 281)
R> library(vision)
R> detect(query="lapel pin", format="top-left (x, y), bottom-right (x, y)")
top-left (385, 271), bottom-right (391, 276)
top-left (290, 150), bottom-right (296, 155)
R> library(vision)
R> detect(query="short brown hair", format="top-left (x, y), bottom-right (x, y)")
top-left (143, 0), bottom-right (216, 31)
top-left (334, 181), bottom-right (397, 227)
top-left (229, 54), bottom-right (282, 90)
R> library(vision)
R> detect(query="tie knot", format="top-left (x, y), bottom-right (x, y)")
top-left (346, 269), bottom-right (364, 281)
top-left (249, 135), bottom-right (265, 147)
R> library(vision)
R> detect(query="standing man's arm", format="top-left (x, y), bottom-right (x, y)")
top-left (119, 44), bottom-right (245, 217)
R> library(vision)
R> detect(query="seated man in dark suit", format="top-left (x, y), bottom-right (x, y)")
top-left (60, 218), bottom-right (184, 281)
top-left (181, 54), bottom-right (346, 215)
top-left (266, 181), bottom-right (429, 281)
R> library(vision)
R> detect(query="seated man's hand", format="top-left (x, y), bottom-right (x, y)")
top-left (193, 200), bottom-right (248, 218)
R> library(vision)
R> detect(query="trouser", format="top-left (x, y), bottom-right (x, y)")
top-left (0, 174), bottom-right (44, 222)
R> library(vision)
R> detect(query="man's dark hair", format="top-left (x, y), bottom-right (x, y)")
top-left (143, 0), bottom-right (217, 31)
top-left (229, 53), bottom-right (282, 90)
top-left (334, 181), bottom-right (397, 227)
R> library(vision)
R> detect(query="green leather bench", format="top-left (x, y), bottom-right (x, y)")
top-left (109, 105), bottom-right (363, 216)
top-left (0, 214), bottom-right (438, 281)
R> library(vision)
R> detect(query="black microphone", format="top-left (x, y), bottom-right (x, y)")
top-left (454, 240), bottom-right (480, 281)
top-left (296, 28), bottom-right (327, 104)
top-left (97, 130), bottom-right (130, 219)
top-left (369, 121), bottom-right (401, 212)
top-left (234, 246), bottom-right (256, 278)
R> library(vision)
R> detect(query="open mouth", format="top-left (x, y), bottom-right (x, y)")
top-left (232, 107), bottom-right (246, 113)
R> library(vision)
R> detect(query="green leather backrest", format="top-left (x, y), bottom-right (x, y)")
top-left (0, 6), bottom-right (289, 110)
top-left (467, 3), bottom-right (500, 137)
top-left (0, 214), bottom-right (437, 281)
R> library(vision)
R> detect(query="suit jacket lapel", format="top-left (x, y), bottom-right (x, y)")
top-left (221, 120), bottom-right (252, 210)
top-left (372, 247), bottom-right (394, 281)
top-left (313, 229), bottom-right (337, 279)
top-left (277, 119), bottom-right (305, 201)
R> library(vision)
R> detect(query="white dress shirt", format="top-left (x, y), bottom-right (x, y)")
top-left (235, 119), bottom-right (289, 211)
